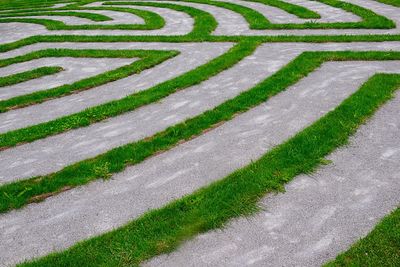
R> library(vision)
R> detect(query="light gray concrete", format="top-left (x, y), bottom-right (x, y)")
top-left (0, 23), bottom-right (48, 45)
top-left (0, 42), bottom-right (232, 133)
top-left (0, 57), bottom-right (135, 100)
top-left (1, 51), bottom-right (399, 266)
top-left (145, 91), bottom-right (400, 267)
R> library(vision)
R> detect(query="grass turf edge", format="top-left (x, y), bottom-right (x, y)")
top-left (0, 66), bottom-right (63, 88)
top-left (16, 71), bottom-right (400, 267)
top-left (324, 206), bottom-right (400, 267)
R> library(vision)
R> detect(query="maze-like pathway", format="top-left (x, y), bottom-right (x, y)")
top-left (0, 0), bottom-right (399, 266)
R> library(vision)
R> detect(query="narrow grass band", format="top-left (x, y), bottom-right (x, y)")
top-left (0, 48), bottom-right (179, 111)
top-left (325, 207), bottom-right (400, 267)
top-left (0, 66), bottom-right (63, 88)
top-left (1, 50), bottom-right (399, 214)
top-left (17, 70), bottom-right (400, 267)
top-left (245, 0), bottom-right (320, 19)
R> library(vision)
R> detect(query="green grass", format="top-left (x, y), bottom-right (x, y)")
top-left (0, 66), bottom-right (63, 87)
top-left (0, 0), bottom-right (63, 10)
top-left (0, 48), bottom-right (178, 111)
top-left (0, 41), bottom-right (251, 149)
top-left (2, 33), bottom-right (400, 52)
top-left (104, 1), bottom-right (217, 37)
top-left (17, 62), bottom-right (400, 267)
top-left (0, 6), bottom-right (166, 30)
top-left (0, 11), bottom-right (112, 21)
top-left (325, 207), bottom-right (400, 267)
top-left (1, 50), bottom-right (400, 214)
top-left (165, 0), bottom-right (271, 29)
top-left (245, 0), bottom-right (320, 19)
top-left (377, 0), bottom-right (400, 7)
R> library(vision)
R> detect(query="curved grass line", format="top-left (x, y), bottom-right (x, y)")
top-left (244, 0), bottom-right (320, 19)
top-left (0, 0), bottom-right (63, 11)
top-left (104, 1), bottom-right (218, 36)
top-left (376, 0), bottom-right (400, 7)
top-left (1, 49), bottom-right (399, 214)
top-left (324, 206), bottom-right (400, 266)
top-left (169, 0), bottom-right (271, 29)
top-left (0, 66), bottom-right (63, 88)
top-left (0, 6), bottom-right (166, 30)
top-left (0, 49), bottom-right (178, 111)
top-left (16, 58), bottom-right (400, 267)
top-left (2, 33), bottom-right (400, 54)
top-left (0, 11), bottom-right (113, 21)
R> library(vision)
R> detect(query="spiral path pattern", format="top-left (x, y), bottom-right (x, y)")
top-left (0, 0), bottom-right (399, 266)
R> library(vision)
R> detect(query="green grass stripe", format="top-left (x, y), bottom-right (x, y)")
top-left (377, 0), bottom-right (400, 7)
top-left (0, 11), bottom-right (112, 21)
top-left (0, 0), bottom-right (62, 10)
top-left (0, 41), bottom-right (251, 149)
top-left (0, 6), bottom-right (166, 30)
top-left (3, 34), bottom-right (400, 53)
top-left (325, 207), bottom-right (400, 266)
top-left (166, 0), bottom-right (271, 29)
top-left (0, 66), bottom-right (63, 87)
top-left (0, 48), bottom-right (178, 111)
top-left (17, 64), bottom-right (400, 267)
top-left (1, 49), bottom-right (399, 214)
top-left (104, 1), bottom-right (217, 36)
top-left (244, 0), bottom-right (320, 19)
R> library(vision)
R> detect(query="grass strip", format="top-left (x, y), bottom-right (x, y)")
top-left (325, 207), bottom-right (400, 266)
top-left (17, 68), bottom-right (400, 267)
top-left (0, 40), bottom-right (250, 149)
top-left (0, 11), bottom-right (112, 21)
top-left (0, 6), bottom-right (166, 30)
top-left (0, 66), bottom-right (63, 87)
top-left (244, 0), bottom-right (320, 19)
top-left (0, 49), bottom-right (178, 111)
top-left (104, 1), bottom-right (217, 36)
top-left (1, 50), bottom-right (399, 213)
top-left (166, 0), bottom-right (271, 29)
top-left (3, 34), bottom-right (400, 53)
top-left (377, 0), bottom-right (400, 7)
top-left (0, 0), bottom-right (63, 10)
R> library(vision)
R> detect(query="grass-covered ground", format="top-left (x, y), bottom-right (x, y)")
top-left (325, 207), bottom-right (400, 267)
top-left (0, 0), bottom-right (399, 266)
